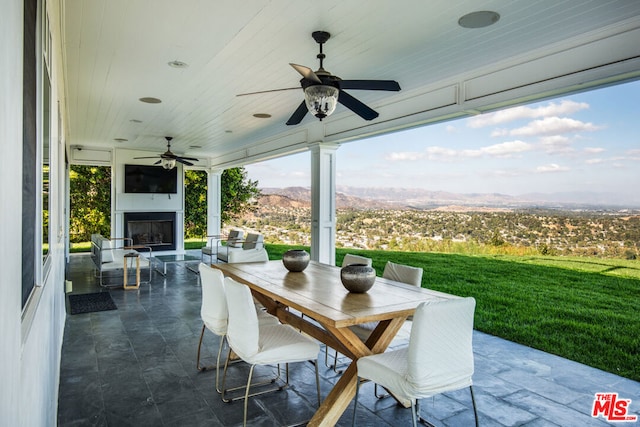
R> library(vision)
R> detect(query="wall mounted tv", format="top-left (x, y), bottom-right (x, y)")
top-left (124, 164), bottom-right (178, 194)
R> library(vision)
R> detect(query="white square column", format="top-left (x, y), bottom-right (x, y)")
top-left (310, 143), bottom-right (338, 265)
top-left (207, 169), bottom-right (223, 237)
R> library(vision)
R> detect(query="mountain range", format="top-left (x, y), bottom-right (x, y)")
top-left (259, 186), bottom-right (640, 210)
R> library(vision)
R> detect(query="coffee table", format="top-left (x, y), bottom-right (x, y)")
top-left (152, 254), bottom-right (201, 276)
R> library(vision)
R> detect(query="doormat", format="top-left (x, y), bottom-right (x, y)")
top-left (68, 292), bottom-right (117, 315)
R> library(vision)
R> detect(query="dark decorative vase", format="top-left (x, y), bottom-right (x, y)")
top-left (282, 249), bottom-right (310, 272)
top-left (340, 264), bottom-right (376, 293)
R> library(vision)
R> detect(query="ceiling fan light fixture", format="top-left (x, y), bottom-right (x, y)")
top-left (161, 157), bottom-right (176, 170)
top-left (304, 85), bottom-right (339, 120)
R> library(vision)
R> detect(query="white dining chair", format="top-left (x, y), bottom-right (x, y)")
top-left (330, 260), bottom-right (423, 374)
top-left (342, 253), bottom-right (373, 267)
top-left (351, 261), bottom-right (424, 397)
top-left (382, 261), bottom-right (423, 287)
top-left (196, 263), bottom-right (278, 394)
top-left (353, 297), bottom-right (478, 427)
top-left (221, 277), bottom-right (321, 426)
top-left (324, 254), bottom-right (375, 372)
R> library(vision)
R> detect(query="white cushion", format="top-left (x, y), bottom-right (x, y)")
top-left (199, 263), bottom-right (277, 336)
top-left (227, 230), bottom-right (244, 248)
top-left (242, 233), bottom-right (263, 250)
top-left (407, 298), bottom-right (475, 394)
top-left (224, 277), bottom-right (318, 365)
top-left (199, 263), bottom-right (229, 335)
top-left (250, 324), bottom-right (319, 365)
top-left (342, 254), bottom-right (372, 267)
top-left (100, 238), bottom-right (114, 263)
top-left (224, 277), bottom-right (261, 357)
top-left (382, 261), bottom-right (423, 287)
top-left (357, 348), bottom-right (413, 401)
top-left (357, 298), bottom-right (476, 402)
top-left (227, 248), bottom-right (268, 263)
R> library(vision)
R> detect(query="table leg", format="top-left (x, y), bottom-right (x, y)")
top-left (123, 258), bottom-right (128, 288)
top-left (308, 317), bottom-right (406, 426)
top-left (135, 256), bottom-right (140, 286)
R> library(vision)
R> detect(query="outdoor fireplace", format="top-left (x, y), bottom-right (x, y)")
top-left (124, 212), bottom-right (176, 251)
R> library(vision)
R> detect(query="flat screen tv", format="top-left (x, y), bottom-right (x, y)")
top-left (124, 164), bottom-right (178, 194)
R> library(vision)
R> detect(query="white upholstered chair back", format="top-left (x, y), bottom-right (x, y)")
top-left (224, 277), bottom-right (260, 359)
top-left (227, 229), bottom-right (244, 248)
top-left (242, 233), bottom-right (264, 250)
top-left (342, 254), bottom-right (372, 267)
top-left (407, 297), bottom-right (476, 396)
top-left (198, 263), bottom-right (228, 336)
top-left (382, 261), bottom-right (423, 287)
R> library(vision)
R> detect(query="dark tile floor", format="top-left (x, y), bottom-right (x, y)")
top-left (58, 252), bottom-right (640, 426)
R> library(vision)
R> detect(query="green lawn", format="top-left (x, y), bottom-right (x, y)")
top-left (72, 240), bottom-right (640, 381)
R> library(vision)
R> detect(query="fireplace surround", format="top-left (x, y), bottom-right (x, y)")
top-left (123, 212), bottom-right (176, 251)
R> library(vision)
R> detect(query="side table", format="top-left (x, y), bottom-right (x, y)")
top-left (123, 252), bottom-right (140, 290)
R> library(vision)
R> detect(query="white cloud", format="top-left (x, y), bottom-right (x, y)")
top-left (585, 158), bottom-right (603, 165)
top-left (481, 140), bottom-right (533, 157)
top-left (539, 135), bottom-right (573, 154)
top-left (535, 163), bottom-right (570, 173)
top-left (389, 141), bottom-right (532, 162)
top-left (387, 151), bottom-right (424, 161)
top-left (490, 128), bottom-right (510, 137)
top-left (425, 146), bottom-right (462, 161)
top-left (481, 169), bottom-right (523, 178)
top-left (508, 117), bottom-right (601, 137)
top-left (584, 147), bottom-right (605, 154)
top-left (445, 125), bottom-right (457, 133)
top-left (467, 100), bottom-right (589, 128)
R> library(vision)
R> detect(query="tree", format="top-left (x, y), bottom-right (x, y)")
top-left (184, 167), bottom-right (261, 238)
top-left (69, 165), bottom-right (111, 242)
top-left (221, 167), bottom-right (261, 224)
top-left (184, 170), bottom-right (207, 239)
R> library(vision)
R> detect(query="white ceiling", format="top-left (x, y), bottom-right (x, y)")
top-left (60, 0), bottom-right (640, 168)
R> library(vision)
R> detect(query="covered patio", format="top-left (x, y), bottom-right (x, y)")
top-left (58, 253), bottom-right (640, 426)
top-left (3, 1), bottom-right (640, 425)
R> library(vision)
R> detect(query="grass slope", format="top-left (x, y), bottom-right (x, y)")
top-left (267, 244), bottom-right (640, 381)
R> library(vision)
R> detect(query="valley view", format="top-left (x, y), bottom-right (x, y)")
top-left (229, 187), bottom-right (640, 259)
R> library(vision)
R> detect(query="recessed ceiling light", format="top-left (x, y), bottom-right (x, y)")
top-left (139, 97), bottom-right (162, 104)
top-left (189, 145), bottom-right (201, 149)
top-left (168, 60), bottom-right (189, 69)
top-left (458, 11), bottom-right (500, 29)
top-left (253, 113), bottom-right (271, 119)
top-left (225, 130), bottom-right (233, 133)
top-left (130, 119), bottom-right (142, 123)
top-left (114, 138), bottom-right (128, 143)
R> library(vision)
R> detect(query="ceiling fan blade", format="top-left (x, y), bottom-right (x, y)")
top-left (290, 63), bottom-right (322, 84)
top-left (154, 160), bottom-right (162, 165)
top-left (176, 156), bottom-right (198, 161)
top-left (237, 87), bottom-right (300, 96)
top-left (339, 80), bottom-right (401, 91)
top-left (175, 158), bottom-right (194, 166)
top-left (286, 100), bottom-right (309, 125)
top-left (337, 90), bottom-right (379, 121)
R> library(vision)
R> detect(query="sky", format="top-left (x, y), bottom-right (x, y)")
top-left (244, 80), bottom-right (640, 199)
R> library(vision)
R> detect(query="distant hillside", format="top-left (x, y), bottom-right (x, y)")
top-left (259, 186), bottom-right (640, 210)
top-left (259, 187), bottom-right (398, 209)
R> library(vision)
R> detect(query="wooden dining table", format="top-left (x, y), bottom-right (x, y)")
top-left (214, 260), bottom-right (457, 426)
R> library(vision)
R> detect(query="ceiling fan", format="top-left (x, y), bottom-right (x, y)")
top-left (134, 136), bottom-right (199, 169)
top-left (238, 31), bottom-right (401, 125)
